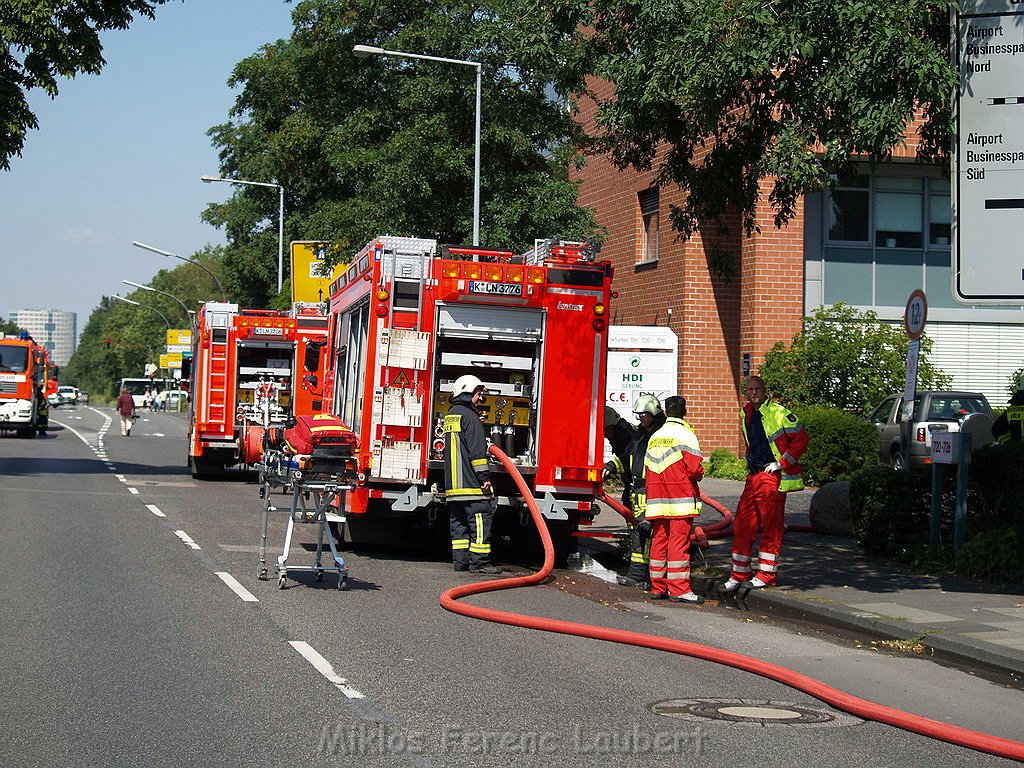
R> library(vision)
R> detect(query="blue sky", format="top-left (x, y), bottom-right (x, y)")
top-left (0, 1), bottom-right (296, 340)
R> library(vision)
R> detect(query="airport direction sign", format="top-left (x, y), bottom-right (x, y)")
top-left (954, 0), bottom-right (1024, 302)
top-left (291, 241), bottom-right (342, 304)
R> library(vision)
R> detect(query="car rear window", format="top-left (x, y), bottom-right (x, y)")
top-left (925, 397), bottom-right (989, 421)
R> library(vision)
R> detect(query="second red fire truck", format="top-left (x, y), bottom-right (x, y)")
top-left (317, 236), bottom-right (615, 561)
top-left (185, 302), bottom-right (331, 478)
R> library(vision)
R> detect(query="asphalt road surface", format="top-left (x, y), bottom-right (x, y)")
top-left (0, 405), bottom-right (1021, 767)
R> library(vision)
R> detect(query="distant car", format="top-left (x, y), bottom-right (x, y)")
top-left (166, 389), bottom-right (189, 409)
top-left (868, 391), bottom-right (995, 470)
top-left (57, 385), bottom-right (79, 403)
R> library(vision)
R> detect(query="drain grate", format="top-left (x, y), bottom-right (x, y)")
top-left (649, 698), bottom-right (862, 728)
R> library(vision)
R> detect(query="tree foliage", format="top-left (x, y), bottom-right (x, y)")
top-left (63, 249), bottom-right (224, 399)
top-left (758, 303), bottom-right (950, 416)
top-left (0, 0), bottom-right (173, 170)
top-left (204, 0), bottom-right (601, 307)
top-left (503, 0), bottom-right (957, 238)
top-left (0, 317), bottom-right (24, 336)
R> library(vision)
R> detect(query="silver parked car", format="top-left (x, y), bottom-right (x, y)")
top-left (868, 390), bottom-right (994, 470)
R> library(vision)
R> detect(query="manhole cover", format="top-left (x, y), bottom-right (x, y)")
top-left (649, 699), bottom-right (862, 728)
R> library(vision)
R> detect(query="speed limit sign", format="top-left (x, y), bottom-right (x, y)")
top-left (904, 290), bottom-right (928, 340)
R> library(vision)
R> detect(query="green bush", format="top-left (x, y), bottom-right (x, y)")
top-left (955, 529), bottom-right (1022, 581)
top-left (795, 406), bottom-right (879, 486)
top-left (849, 466), bottom-right (940, 560)
top-left (705, 448), bottom-right (747, 480)
top-left (849, 442), bottom-right (1024, 581)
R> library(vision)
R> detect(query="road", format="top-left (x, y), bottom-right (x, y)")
top-left (0, 405), bottom-right (1021, 767)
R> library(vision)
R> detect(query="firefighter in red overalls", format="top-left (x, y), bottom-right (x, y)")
top-left (721, 376), bottom-right (808, 593)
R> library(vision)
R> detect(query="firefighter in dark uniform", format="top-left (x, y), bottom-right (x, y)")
top-left (603, 405), bottom-right (637, 508)
top-left (993, 387), bottom-right (1024, 443)
top-left (444, 374), bottom-right (501, 574)
top-left (606, 394), bottom-right (666, 589)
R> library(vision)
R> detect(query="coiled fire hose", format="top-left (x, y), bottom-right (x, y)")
top-left (440, 445), bottom-right (1024, 762)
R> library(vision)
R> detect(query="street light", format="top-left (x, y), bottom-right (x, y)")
top-left (131, 241), bottom-right (227, 303)
top-left (353, 44), bottom-right (482, 246)
top-left (112, 294), bottom-right (172, 330)
top-left (201, 174), bottom-right (285, 293)
top-left (122, 280), bottom-right (194, 325)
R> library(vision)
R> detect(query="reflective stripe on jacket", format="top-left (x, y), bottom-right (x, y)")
top-left (644, 417), bottom-right (704, 518)
top-left (443, 398), bottom-right (491, 501)
top-left (741, 400), bottom-right (808, 492)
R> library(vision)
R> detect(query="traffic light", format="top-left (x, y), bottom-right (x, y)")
top-left (105, 338), bottom-right (111, 350)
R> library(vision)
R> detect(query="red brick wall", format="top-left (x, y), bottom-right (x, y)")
top-left (574, 86), bottom-right (805, 453)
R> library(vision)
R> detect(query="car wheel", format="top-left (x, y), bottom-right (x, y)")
top-left (890, 449), bottom-right (906, 471)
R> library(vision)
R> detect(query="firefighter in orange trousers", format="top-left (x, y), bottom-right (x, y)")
top-left (644, 396), bottom-right (706, 604)
top-left (721, 376), bottom-right (808, 593)
top-left (443, 375), bottom-right (501, 575)
top-left (606, 394), bottom-right (666, 590)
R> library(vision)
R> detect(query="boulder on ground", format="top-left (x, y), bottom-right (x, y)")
top-left (809, 481), bottom-right (854, 537)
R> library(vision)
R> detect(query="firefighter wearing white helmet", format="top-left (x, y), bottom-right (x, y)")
top-left (609, 393), bottom-right (665, 590)
top-left (443, 374), bottom-right (501, 574)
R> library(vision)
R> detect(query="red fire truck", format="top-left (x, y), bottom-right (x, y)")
top-left (185, 301), bottom-right (331, 478)
top-left (0, 331), bottom-right (50, 438)
top-left (320, 236), bottom-right (614, 560)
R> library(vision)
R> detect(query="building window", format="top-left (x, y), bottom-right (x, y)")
top-left (638, 188), bottom-right (659, 264)
top-left (823, 174), bottom-right (952, 308)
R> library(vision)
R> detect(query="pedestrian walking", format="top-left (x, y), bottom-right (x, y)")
top-left (644, 396), bottom-right (705, 604)
top-left (116, 388), bottom-right (136, 436)
top-left (443, 374), bottom-right (501, 575)
top-left (721, 376), bottom-right (808, 592)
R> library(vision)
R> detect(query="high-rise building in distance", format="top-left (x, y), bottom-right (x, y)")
top-left (8, 309), bottom-right (77, 366)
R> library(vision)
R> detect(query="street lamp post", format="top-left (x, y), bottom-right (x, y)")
top-left (353, 44), bottom-right (481, 246)
top-left (131, 241), bottom-right (227, 303)
top-left (112, 294), bottom-right (172, 330)
top-left (122, 280), bottom-right (194, 326)
top-left (201, 175), bottom-right (285, 293)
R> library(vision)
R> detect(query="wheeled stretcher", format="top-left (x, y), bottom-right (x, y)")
top-left (256, 449), bottom-right (357, 591)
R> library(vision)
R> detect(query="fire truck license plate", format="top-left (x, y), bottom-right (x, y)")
top-left (468, 281), bottom-right (523, 296)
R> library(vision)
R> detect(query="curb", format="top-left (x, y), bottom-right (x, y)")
top-left (708, 580), bottom-right (1024, 682)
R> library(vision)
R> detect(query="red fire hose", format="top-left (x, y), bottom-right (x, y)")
top-left (440, 446), bottom-right (1024, 762)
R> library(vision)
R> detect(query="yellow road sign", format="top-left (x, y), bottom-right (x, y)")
top-left (167, 329), bottom-right (192, 346)
top-left (291, 241), bottom-right (342, 304)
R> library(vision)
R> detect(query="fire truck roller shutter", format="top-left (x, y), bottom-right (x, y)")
top-left (437, 305), bottom-right (542, 340)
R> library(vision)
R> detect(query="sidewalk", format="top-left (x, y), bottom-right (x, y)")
top-left (580, 477), bottom-right (1024, 681)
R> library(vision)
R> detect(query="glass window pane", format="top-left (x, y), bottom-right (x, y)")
top-left (876, 249), bottom-right (923, 306)
top-left (824, 247), bottom-right (872, 304)
top-left (930, 178), bottom-right (950, 194)
top-left (828, 190), bottom-right (869, 241)
top-left (929, 193), bottom-right (951, 245)
top-left (875, 192), bottom-right (922, 248)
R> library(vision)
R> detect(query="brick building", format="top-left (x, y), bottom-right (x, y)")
top-left (575, 90), bottom-right (1024, 454)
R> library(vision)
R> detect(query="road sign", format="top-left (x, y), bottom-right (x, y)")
top-left (291, 241), bottom-right (343, 304)
top-left (953, 0), bottom-right (1024, 302)
top-left (167, 329), bottom-right (192, 346)
top-left (903, 290), bottom-right (927, 340)
top-left (159, 353), bottom-right (183, 369)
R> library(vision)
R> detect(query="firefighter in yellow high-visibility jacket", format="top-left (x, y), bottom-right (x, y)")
top-left (644, 395), bottom-right (705, 604)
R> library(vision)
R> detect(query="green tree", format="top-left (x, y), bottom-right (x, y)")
top-left (0, 317), bottom-right (24, 336)
top-left (0, 0), bottom-right (173, 170)
top-left (203, 0), bottom-right (601, 308)
top-left (758, 303), bottom-right (950, 415)
top-left (504, 0), bottom-right (956, 238)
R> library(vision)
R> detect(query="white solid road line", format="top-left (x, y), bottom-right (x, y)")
top-left (288, 641), bottom-right (365, 699)
top-left (215, 572), bottom-right (258, 602)
top-left (128, 487), bottom-right (139, 494)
